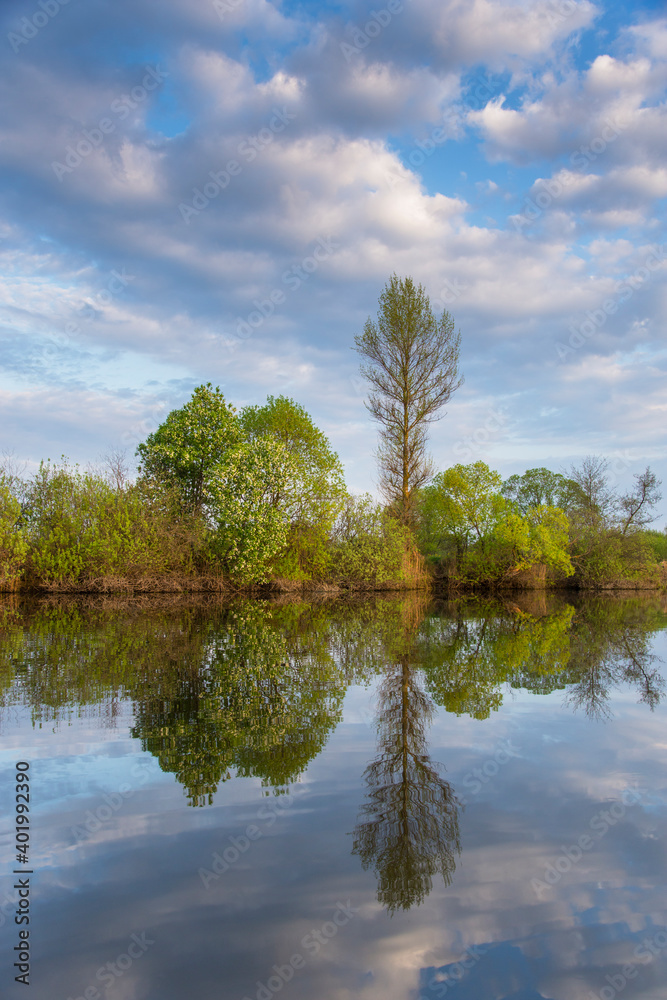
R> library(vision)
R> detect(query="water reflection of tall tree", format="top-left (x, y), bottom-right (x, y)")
top-left (352, 653), bottom-right (461, 914)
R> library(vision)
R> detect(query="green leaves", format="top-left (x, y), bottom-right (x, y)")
top-left (0, 479), bottom-right (28, 588)
top-left (136, 383), bottom-right (242, 513)
top-left (207, 438), bottom-right (296, 585)
top-left (417, 462), bottom-right (572, 584)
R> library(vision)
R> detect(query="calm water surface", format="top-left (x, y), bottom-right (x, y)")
top-left (1, 593), bottom-right (666, 1000)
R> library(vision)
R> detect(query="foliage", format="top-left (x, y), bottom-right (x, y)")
top-left (21, 460), bottom-right (205, 586)
top-left (330, 494), bottom-right (415, 587)
top-left (501, 467), bottom-right (580, 514)
top-left (207, 438), bottom-right (297, 585)
top-left (0, 478), bottom-right (28, 588)
top-left (570, 528), bottom-right (659, 588)
top-left (489, 505), bottom-right (573, 579)
top-left (354, 274), bottom-right (463, 524)
top-left (642, 528), bottom-right (667, 563)
top-left (240, 395), bottom-right (347, 579)
top-left (418, 461), bottom-right (506, 556)
top-left (136, 383), bottom-right (242, 513)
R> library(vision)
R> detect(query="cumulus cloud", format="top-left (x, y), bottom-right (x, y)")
top-left (0, 0), bottom-right (665, 493)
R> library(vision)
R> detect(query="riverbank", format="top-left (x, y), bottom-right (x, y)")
top-left (3, 560), bottom-right (665, 595)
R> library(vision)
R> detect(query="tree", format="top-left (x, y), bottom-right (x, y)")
top-left (418, 461), bottom-right (505, 555)
top-left (352, 661), bottom-right (460, 912)
top-left (136, 384), bottom-right (242, 513)
top-left (501, 467), bottom-right (579, 514)
top-left (240, 396), bottom-right (347, 577)
top-left (567, 455), bottom-right (617, 530)
top-left (619, 467), bottom-right (662, 535)
top-left (354, 275), bottom-right (462, 525)
top-left (0, 477), bottom-right (27, 588)
top-left (207, 438), bottom-right (297, 584)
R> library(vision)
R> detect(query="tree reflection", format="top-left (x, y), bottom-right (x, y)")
top-left (352, 636), bottom-right (460, 912)
top-left (131, 602), bottom-right (346, 805)
top-left (564, 599), bottom-right (666, 720)
top-left (1, 593), bottom-right (665, 811)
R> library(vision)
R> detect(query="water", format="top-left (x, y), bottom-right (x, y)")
top-left (1, 592), bottom-right (666, 1000)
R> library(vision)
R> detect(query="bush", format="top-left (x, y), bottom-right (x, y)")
top-left (641, 529), bottom-right (667, 563)
top-left (0, 479), bottom-right (28, 589)
top-left (572, 529), bottom-right (658, 587)
top-left (330, 495), bottom-right (416, 588)
top-left (22, 461), bottom-right (206, 586)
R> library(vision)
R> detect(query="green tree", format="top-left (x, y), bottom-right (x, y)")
top-left (136, 384), bottom-right (242, 513)
top-left (354, 275), bottom-right (463, 525)
top-left (329, 494), bottom-right (416, 587)
top-left (207, 438), bottom-right (297, 584)
top-left (490, 505), bottom-right (573, 580)
top-left (21, 460), bottom-right (205, 587)
top-left (240, 396), bottom-right (347, 578)
top-left (501, 467), bottom-right (579, 514)
top-left (418, 461), bottom-right (506, 556)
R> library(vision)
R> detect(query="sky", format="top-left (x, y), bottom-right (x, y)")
top-left (1, 0), bottom-right (666, 506)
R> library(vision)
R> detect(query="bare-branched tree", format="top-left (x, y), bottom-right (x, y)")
top-left (354, 274), bottom-right (463, 525)
top-left (619, 467), bottom-right (662, 535)
top-left (102, 448), bottom-right (131, 491)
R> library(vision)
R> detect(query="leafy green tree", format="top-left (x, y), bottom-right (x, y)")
top-left (21, 460), bottom-right (205, 586)
top-left (490, 505), bottom-right (573, 579)
top-left (136, 384), bottom-right (242, 513)
top-left (418, 461), bottom-right (506, 556)
top-left (354, 274), bottom-right (463, 525)
top-left (501, 467), bottom-right (579, 514)
top-left (240, 396), bottom-right (347, 579)
top-left (207, 438), bottom-right (297, 585)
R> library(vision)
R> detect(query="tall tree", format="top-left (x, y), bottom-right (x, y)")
top-left (354, 275), bottom-right (463, 525)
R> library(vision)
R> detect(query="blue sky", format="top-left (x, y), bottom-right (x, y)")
top-left (1, 0), bottom-right (665, 506)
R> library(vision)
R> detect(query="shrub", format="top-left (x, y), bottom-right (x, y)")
top-left (330, 495), bottom-right (415, 588)
top-left (0, 479), bottom-right (28, 589)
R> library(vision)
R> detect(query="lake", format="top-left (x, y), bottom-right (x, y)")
top-left (1, 592), bottom-right (666, 1000)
